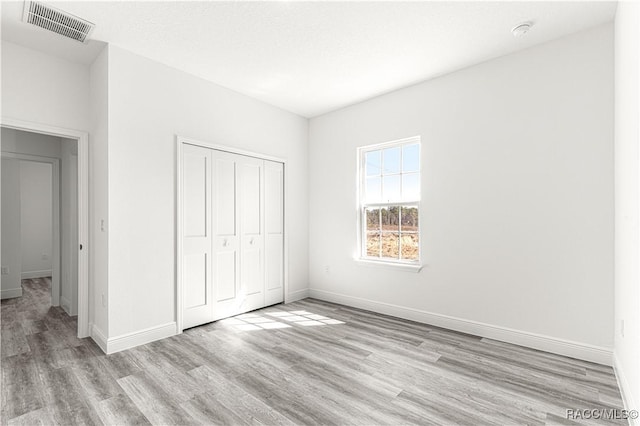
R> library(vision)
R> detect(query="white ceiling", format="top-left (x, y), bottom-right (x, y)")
top-left (1, 1), bottom-right (617, 117)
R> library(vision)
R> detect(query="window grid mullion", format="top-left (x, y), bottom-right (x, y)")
top-left (378, 207), bottom-right (382, 258)
top-left (398, 206), bottom-right (402, 260)
top-left (399, 144), bottom-right (403, 199)
top-left (398, 146), bottom-right (403, 260)
top-left (362, 207), bottom-right (366, 258)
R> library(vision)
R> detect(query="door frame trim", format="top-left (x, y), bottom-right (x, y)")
top-left (1, 117), bottom-right (90, 338)
top-left (175, 135), bottom-right (289, 333)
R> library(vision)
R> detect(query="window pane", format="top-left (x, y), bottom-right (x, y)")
top-left (381, 206), bottom-right (399, 232)
top-left (401, 206), bottom-right (419, 232)
top-left (402, 144), bottom-right (420, 172)
top-left (381, 232), bottom-right (400, 259)
top-left (365, 207), bottom-right (380, 231)
top-left (365, 150), bottom-right (381, 176)
top-left (383, 147), bottom-right (401, 174)
top-left (402, 173), bottom-right (419, 201)
top-left (382, 175), bottom-right (401, 202)
top-left (365, 177), bottom-right (381, 203)
top-left (400, 234), bottom-right (419, 261)
top-left (366, 232), bottom-right (381, 257)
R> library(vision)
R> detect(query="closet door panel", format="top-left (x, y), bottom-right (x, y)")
top-left (215, 158), bottom-right (236, 236)
top-left (265, 165), bottom-right (283, 233)
top-left (212, 151), bottom-right (241, 320)
top-left (265, 236), bottom-right (283, 291)
top-left (239, 157), bottom-right (265, 312)
top-left (183, 154), bottom-right (208, 237)
top-left (215, 251), bottom-right (237, 302)
top-left (241, 162), bottom-right (261, 234)
top-left (184, 254), bottom-right (207, 308)
top-left (182, 144), bottom-right (213, 329)
top-left (264, 161), bottom-right (284, 305)
top-left (242, 248), bottom-right (262, 295)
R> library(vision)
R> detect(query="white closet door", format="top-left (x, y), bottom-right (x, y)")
top-left (181, 142), bottom-right (285, 330)
top-left (212, 151), bottom-right (241, 320)
top-left (182, 144), bottom-right (213, 329)
top-left (238, 156), bottom-right (265, 312)
top-left (264, 160), bottom-right (284, 306)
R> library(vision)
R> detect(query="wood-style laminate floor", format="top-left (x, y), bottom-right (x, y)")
top-left (1, 278), bottom-right (626, 425)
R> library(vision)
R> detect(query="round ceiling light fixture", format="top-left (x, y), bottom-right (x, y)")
top-left (512, 22), bottom-right (533, 37)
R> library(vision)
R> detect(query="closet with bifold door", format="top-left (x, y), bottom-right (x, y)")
top-left (181, 143), bottom-right (284, 330)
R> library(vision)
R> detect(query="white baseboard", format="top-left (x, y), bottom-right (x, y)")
top-left (0, 288), bottom-right (23, 299)
top-left (21, 270), bottom-right (52, 279)
top-left (309, 289), bottom-right (613, 366)
top-left (91, 324), bottom-right (108, 353)
top-left (106, 322), bottom-right (177, 354)
top-left (613, 353), bottom-right (639, 426)
top-left (286, 288), bottom-right (310, 303)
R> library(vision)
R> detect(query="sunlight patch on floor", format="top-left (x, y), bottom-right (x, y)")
top-left (221, 309), bottom-right (346, 331)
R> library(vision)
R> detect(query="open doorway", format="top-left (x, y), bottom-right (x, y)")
top-left (0, 119), bottom-right (89, 338)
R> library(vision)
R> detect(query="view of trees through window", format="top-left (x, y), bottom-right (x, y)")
top-left (360, 138), bottom-right (420, 262)
top-left (366, 206), bottom-right (419, 260)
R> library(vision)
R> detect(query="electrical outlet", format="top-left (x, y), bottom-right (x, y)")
top-left (101, 219), bottom-right (106, 232)
top-left (1, 266), bottom-right (8, 275)
top-left (101, 294), bottom-right (106, 307)
top-left (324, 265), bottom-right (330, 273)
top-left (621, 319), bottom-right (625, 338)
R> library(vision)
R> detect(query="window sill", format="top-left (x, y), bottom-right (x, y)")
top-left (354, 258), bottom-right (424, 273)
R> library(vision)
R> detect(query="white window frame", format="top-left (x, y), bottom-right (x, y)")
top-left (356, 136), bottom-right (423, 272)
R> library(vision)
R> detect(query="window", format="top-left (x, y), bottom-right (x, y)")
top-left (358, 137), bottom-right (420, 265)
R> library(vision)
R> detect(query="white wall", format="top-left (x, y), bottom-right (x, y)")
top-left (1, 158), bottom-right (22, 298)
top-left (1, 41), bottom-right (90, 131)
top-left (614, 0), bottom-right (640, 416)
top-left (308, 25), bottom-right (614, 361)
top-left (19, 161), bottom-right (53, 278)
top-left (89, 46), bottom-right (110, 338)
top-left (105, 46), bottom-right (309, 339)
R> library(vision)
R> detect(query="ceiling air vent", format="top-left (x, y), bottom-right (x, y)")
top-left (22, 1), bottom-right (95, 43)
